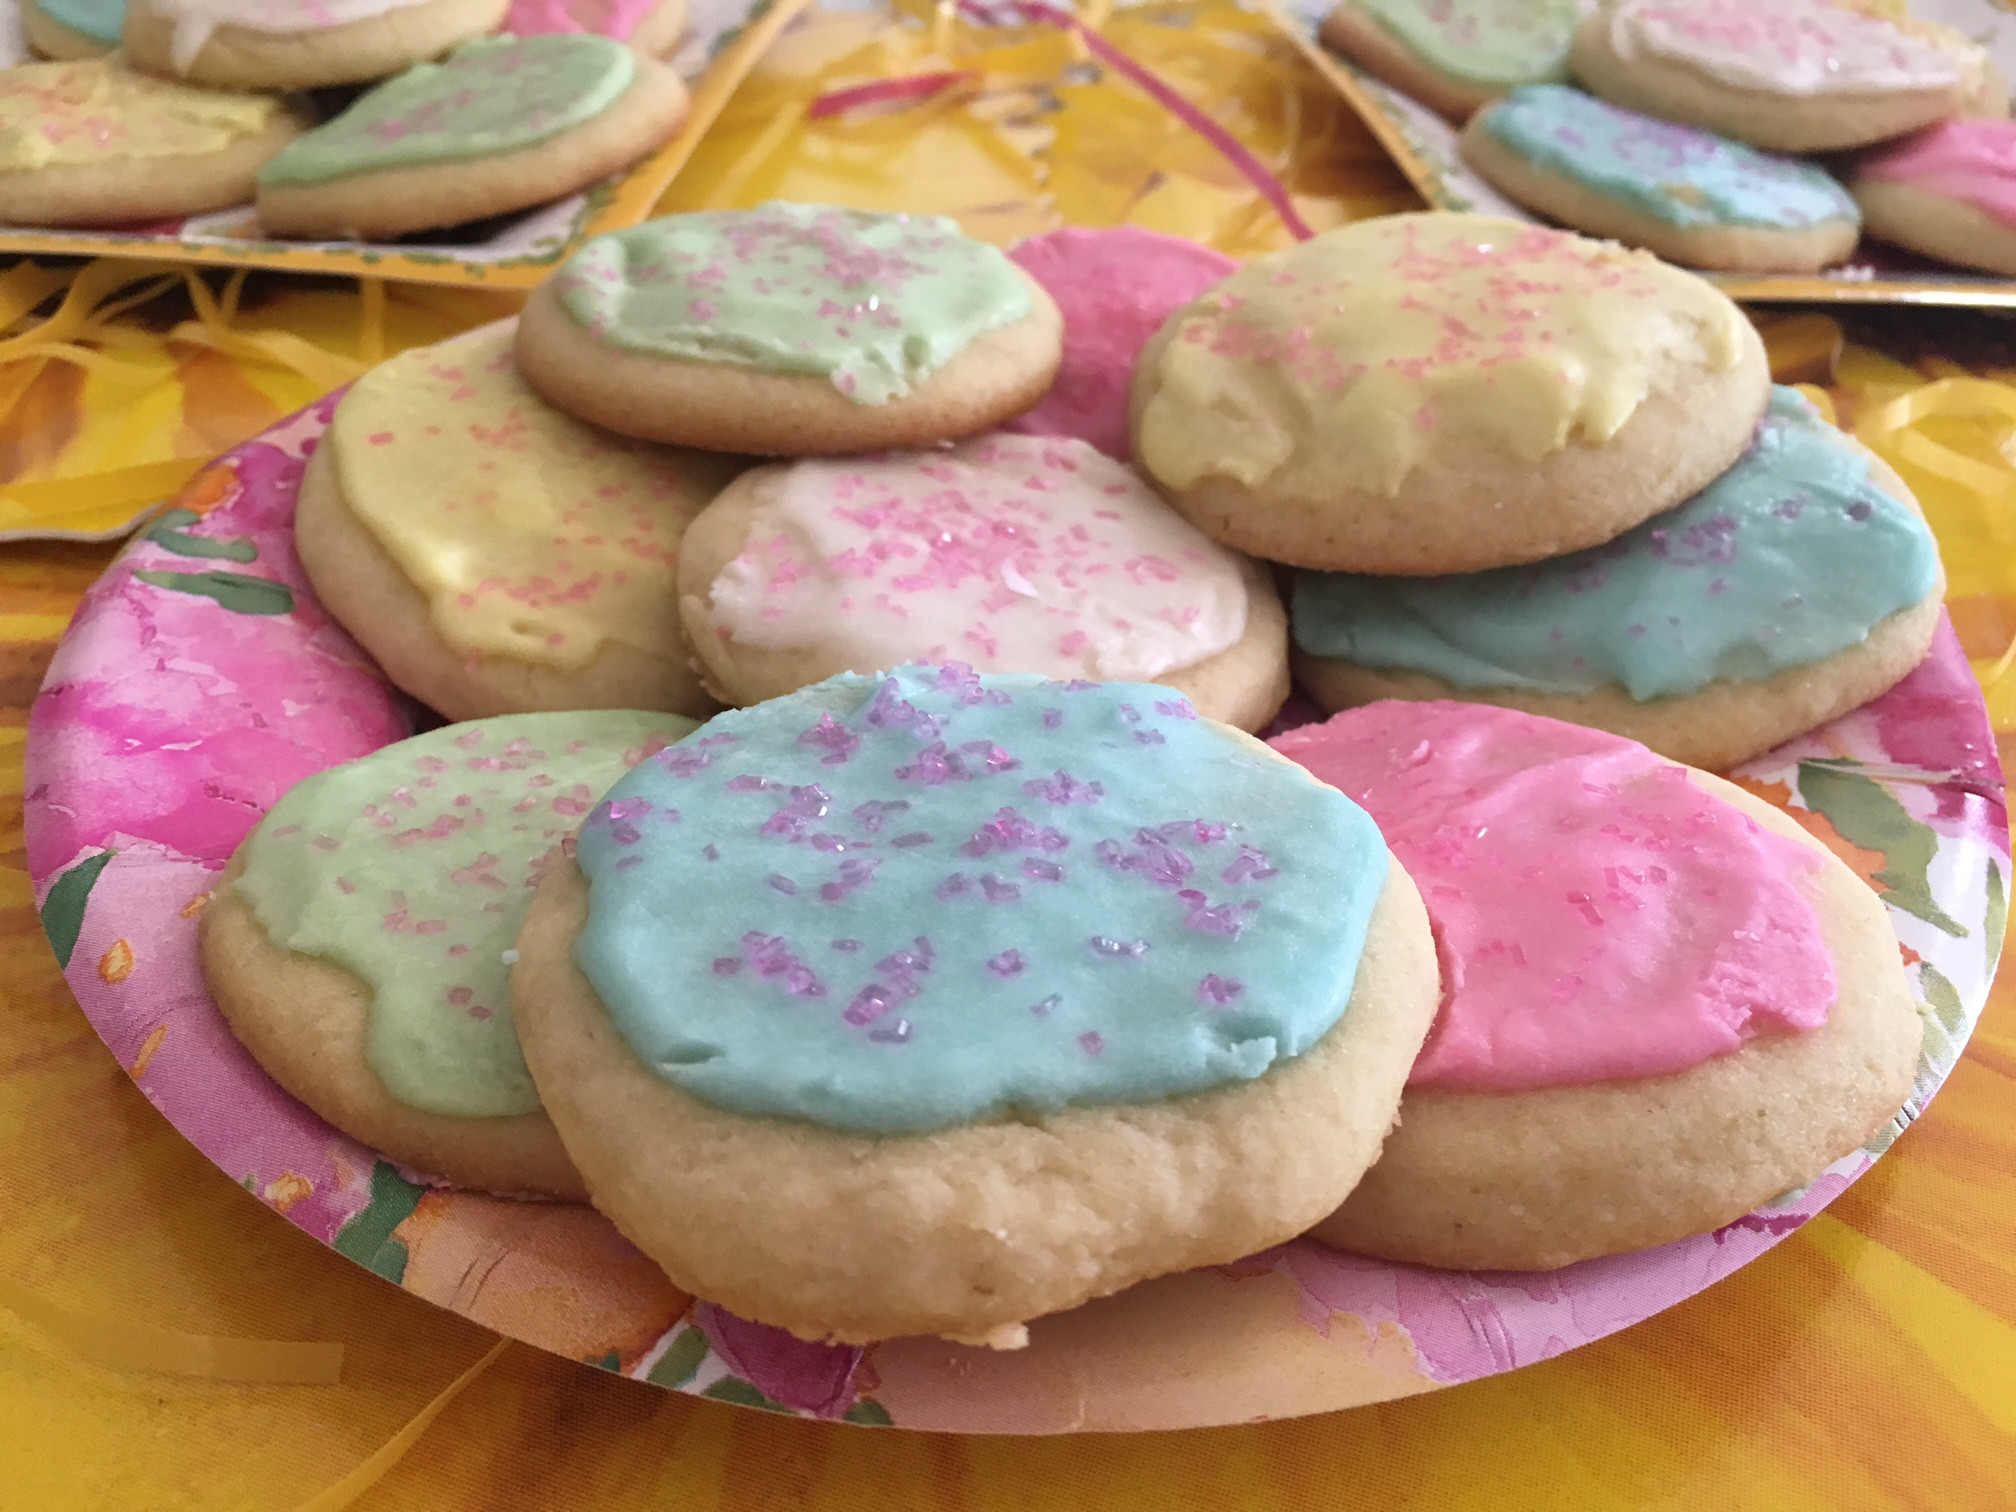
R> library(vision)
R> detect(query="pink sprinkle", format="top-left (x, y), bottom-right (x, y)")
top-left (1078, 1031), bottom-right (1106, 1056)
top-left (1197, 974), bottom-right (1244, 1006)
top-left (988, 949), bottom-right (1027, 977)
top-left (448, 987), bottom-right (473, 1006)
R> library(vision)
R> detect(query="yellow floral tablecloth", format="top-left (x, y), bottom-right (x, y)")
top-left (1, 5), bottom-right (2013, 1506)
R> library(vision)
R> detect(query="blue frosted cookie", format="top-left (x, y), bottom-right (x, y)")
top-left (23, 0), bottom-right (125, 58)
top-left (1460, 85), bottom-right (1862, 272)
top-left (1291, 387), bottom-right (1943, 770)
top-left (508, 664), bottom-right (1439, 1345)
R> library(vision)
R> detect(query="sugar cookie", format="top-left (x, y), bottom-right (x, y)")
top-left (675, 434), bottom-right (1290, 730)
top-left (294, 321), bottom-right (741, 723)
top-left (256, 34), bottom-right (689, 241)
top-left (0, 60), bottom-right (307, 227)
top-left (1129, 212), bottom-right (1770, 575)
top-left (1852, 119), bottom-right (2016, 278)
top-left (1569, 0), bottom-right (2002, 155)
top-left (1273, 701), bottom-right (1921, 1272)
top-left (511, 666), bottom-right (1439, 1344)
top-left (123, 0), bottom-right (510, 90)
top-left (1291, 388), bottom-right (1943, 770)
top-left (22, 0), bottom-right (125, 59)
top-left (202, 710), bottom-right (698, 1200)
top-left (505, 0), bottom-right (686, 57)
top-left (514, 203), bottom-right (1066, 456)
top-left (1003, 226), bottom-right (1237, 460)
top-left (1461, 86), bottom-right (1861, 273)
top-left (1319, 0), bottom-right (1579, 122)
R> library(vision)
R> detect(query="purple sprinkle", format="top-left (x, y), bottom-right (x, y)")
top-left (1119, 703), bottom-right (1142, 724)
top-left (711, 956), bottom-right (742, 976)
top-left (1177, 889), bottom-right (1259, 938)
top-left (611, 824), bottom-right (642, 845)
top-left (1089, 936), bottom-right (1149, 958)
top-left (726, 774), bottom-right (783, 793)
top-left (864, 677), bottom-right (942, 737)
top-left (1096, 830), bottom-right (1194, 889)
top-left (1022, 769), bottom-right (1104, 806)
top-left (987, 948), bottom-right (1026, 978)
top-left (869, 1016), bottom-right (913, 1044)
top-left (606, 796), bottom-right (653, 822)
top-left (831, 938), bottom-right (862, 952)
top-left (767, 873), bottom-right (799, 896)
top-left (1042, 708), bottom-right (1063, 729)
top-left (1061, 679), bottom-right (1097, 691)
top-left (798, 712), bottom-right (860, 765)
top-left (843, 984), bottom-right (896, 1026)
top-left (657, 746), bottom-right (712, 777)
top-left (936, 872), bottom-right (970, 899)
top-left (961, 806), bottom-right (1070, 859)
top-left (1221, 844), bottom-right (1279, 884)
top-left (1078, 1031), bottom-right (1106, 1056)
top-left (852, 798), bottom-right (911, 833)
top-left (696, 733), bottom-right (740, 748)
top-left (1197, 973), bottom-right (1244, 1006)
top-left (1847, 500), bottom-right (1873, 521)
top-left (933, 661), bottom-right (1010, 706)
top-left (891, 831), bottom-right (933, 849)
top-left (810, 833), bottom-right (847, 852)
top-left (703, 844), bottom-right (720, 861)
top-left (614, 854), bottom-right (643, 871)
top-left (1153, 699), bottom-right (1197, 720)
top-left (979, 873), bottom-right (1022, 903)
top-left (1031, 993), bottom-right (1061, 1017)
top-left (740, 931), bottom-right (827, 998)
top-left (1022, 858), bottom-right (1065, 882)
top-left (895, 741), bottom-right (966, 786)
top-left (1133, 730), bottom-right (1166, 746)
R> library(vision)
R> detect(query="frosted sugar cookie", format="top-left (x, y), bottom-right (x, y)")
top-left (1290, 388), bottom-right (1944, 770)
top-left (1462, 86), bottom-right (1862, 273)
top-left (676, 435), bottom-right (1290, 731)
top-left (1273, 702), bottom-right (1922, 1272)
top-left (294, 321), bottom-right (741, 723)
top-left (1852, 120), bottom-right (2016, 278)
top-left (511, 665), bottom-right (1439, 1344)
top-left (256, 34), bottom-right (689, 241)
top-left (202, 710), bottom-right (697, 1199)
top-left (1004, 226), bottom-right (1236, 460)
top-left (1129, 213), bottom-right (1770, 575)
top-left (514, 203), bottom-right (1066, 456)
top-left (1319, 0), bottom-right (1580, 122)
top-left (22, 0), bottom-right (125, 59)
top-left (0, 60), bottom-right (308, 227)
top-left (123, 0), bottom-right (510, 90)
top-left (1569, 0), bottom-right (2003, 155)
top-left (505, 0), bottom-right (686, 57)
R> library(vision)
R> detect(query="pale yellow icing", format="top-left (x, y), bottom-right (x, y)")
top-left (1134, 213), bottom-right (1750, 499)
top-left (0, 61), bottom-right (277, 172)
top-left (328, 321), bottom-right (743, 670)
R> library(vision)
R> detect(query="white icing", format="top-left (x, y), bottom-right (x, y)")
top-left (707, 435), bottom-right (1250, 682)
top-left (1605, 0), bottom-right (1964, 97)
top-left (153, 0), bottom-right (434, 73)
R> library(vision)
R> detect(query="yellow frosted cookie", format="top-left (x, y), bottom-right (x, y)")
top-left (1128, 212), bottom-right (1770, 576)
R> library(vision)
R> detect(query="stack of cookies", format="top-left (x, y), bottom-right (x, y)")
top-left (1320, 0), bottom-right (2016, 278)
top-left (198, 203), bottom-right (1932, 1349)
top-left (0, 0), bottom-right (691, 238)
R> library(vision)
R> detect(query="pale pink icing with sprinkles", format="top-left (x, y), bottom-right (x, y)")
top-left (1606, 0), bottom-right (1964, 96)
top-left (505, 0), bottom-right (661, 38)
top-left (704, 434), bottom-right (1250, 681)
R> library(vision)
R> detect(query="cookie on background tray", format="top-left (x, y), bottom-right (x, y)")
top-left (1460, 85), bottom-right (1862, 273)
top-left (255, 33), bottom-right (689, 241)
top-left (123, 0), bottom-right (510, 90)
top-left (1274, 701), bottom-right (1922, 1272)
top-left (1128, 212), bottom-right (1770, 576)
top-left (504, 0), bottom-right (686, 56)
top-left (1852, 119), bottom-right (2016, 278)
top-left (1318, 0), bottom-right (1581, 123)
top-left (510, 665), bottom-right (1440, 1346)
top-left (513, 203), bottom-right (1066, 456)
top-left (201, 710), bottom-right (700, 1200)
top-left (1290, 387), bottom-right (1945, 770)
top-left (21, 0), bottom-right (125, 58)
top-left (1569, 0), bottom-right (2005, 155)
top-left (0, 60), bottom-right (309, 227)
top-left (294, 320), bottom-right (741, 723)
top-left (674, 433), bottom-right (1291, 731)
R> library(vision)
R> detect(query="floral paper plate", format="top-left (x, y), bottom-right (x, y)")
top-left (20, 398), bottom-right (2007, 1430)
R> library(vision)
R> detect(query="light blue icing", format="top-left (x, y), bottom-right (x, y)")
top-left (1475, 85), bottom-right (1861, 230)
top-left (1292, 388), bottom-right (1940, 701)
top-left (37, 0), bottom-right (125, 43)
top-left (572, 665), bottom-right (1389, 1137)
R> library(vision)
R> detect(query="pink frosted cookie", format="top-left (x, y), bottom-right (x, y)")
top-left (1003, 226), bottom-right (1237, 460)
top-left (1271, 700), bottom-right (1922, 1271)
top-left (505, 0), bottom-right (686, 55)
top-left (1852, 119), bottom-right (2016, 277)
top-left (1570, 0), bottom-right (2004, 154)
top-left (674, 433), bottom-right (1291, 731)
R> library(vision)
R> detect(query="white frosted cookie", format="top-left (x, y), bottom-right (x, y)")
top-left (511, 666), bottom-right (1440, 1345)
top-left (294, 320), bottom-right (742, 723)
top-left (1570, 0), bottom-right (2004, 155)
top-left (123, 0), bottom-right (510, 90)
top-left (1274, 702), bottom-right (1922, 1272)
top-left (676, 434), bottom-right (1290, 732)
top-left (1129, 213), bottom-right (1770, 576)
top-left (202, 710), bottom-right (697, 1199)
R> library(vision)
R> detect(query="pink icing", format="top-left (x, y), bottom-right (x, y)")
top-left (1269, 702), bottom-right (1836, 1092)
top-left (1608, 0), bottom-right (1964, 96)
top-left (504, 0), bottom-right (658, 38)
top-left (1859, 118), bottom-right (2016, 229)
top-left (1005, 227), bottom-right (1236, 460)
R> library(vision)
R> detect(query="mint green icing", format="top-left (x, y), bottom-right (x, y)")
top-left (257, 34), bottom-right (635, 188)
top-left (1476, 85), bottom-right (1862, 230)
top-left (37, 0), bottom-right (125, 43)
top-left (553, 203), bottom-right (1034, 405)
top-left (237, 710), bottom-right (697, 1119)
top-left (572, 665), bottom-right (1388, 1137)
top-left (1293, 388), bottom-right (1940, 701)
top-left (1356, 0), bottom-right (1578, 88)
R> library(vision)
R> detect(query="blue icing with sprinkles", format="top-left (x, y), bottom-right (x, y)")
top-left (572, 664), bottom-right (1389, 1137)
top-left (38, 0), bottom-right (126, 43)
top-left (1292, 388), bottom-right (1939, 701)
top-left (1475, 85), bottom-right (1861, 230)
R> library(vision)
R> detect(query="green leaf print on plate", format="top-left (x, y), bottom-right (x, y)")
top-left (1797, 759), bottom-right (1966, 937)
top-left (144, 508), bottom-right (259, 563)
top-left (39, 849), bottom-right (114, 969)
top-left (132, 569), bottom-right (295, 616)
top-left (332, 1161), bottom-right (428, 1285)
